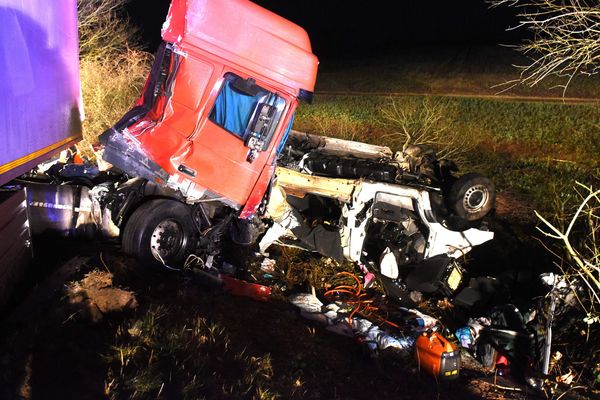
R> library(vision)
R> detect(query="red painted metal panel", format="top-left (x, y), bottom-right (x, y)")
top-left (162, 0), bottom-right (318, 95)
top-left (114, 0), bottom-right (318, 213)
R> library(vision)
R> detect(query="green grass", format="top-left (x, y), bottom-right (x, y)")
top-left (104, 304), bottom-right (281, 400)
top-left (295, 94), bottom-right (600, 212)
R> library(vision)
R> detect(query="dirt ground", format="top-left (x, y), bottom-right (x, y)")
top-left (0, 206), bottom-right (596, 399)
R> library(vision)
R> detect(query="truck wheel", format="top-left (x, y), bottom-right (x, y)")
top-left (448, 173), bottom-right (495, 222)
top-left (122, 199), bottom-right (198, 269)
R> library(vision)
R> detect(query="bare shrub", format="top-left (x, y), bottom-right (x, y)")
top-left (536, 182), bottom-right (600, 322)
top-left (489, 0), bottom-right (600, 96)
top-left (380, 97), bottom-right (473, 163)
top-left (77, 0), bottom-right (151, 156)
top-left (313, 114), bottom-right (363, 142)
top-left (534, 183), bottom-right (600, 386)
top-left (79, 50), bottom-right (150, 148)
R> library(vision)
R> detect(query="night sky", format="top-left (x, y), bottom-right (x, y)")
top-left (127, 0), bottom-right (522, 59)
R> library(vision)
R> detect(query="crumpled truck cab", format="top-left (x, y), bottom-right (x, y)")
top-left (94, 0), bottom-right (318, 268)
top-left (101, 0), bottom-right (318, 218)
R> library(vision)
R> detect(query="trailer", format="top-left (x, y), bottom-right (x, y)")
top-left (0, 0), bottom-right (82, 307)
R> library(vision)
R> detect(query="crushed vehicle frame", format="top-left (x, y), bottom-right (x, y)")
top-left (265, 131), bottom-right (496, 302)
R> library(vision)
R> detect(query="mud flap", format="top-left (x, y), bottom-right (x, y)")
top-left (0, 188), bottom-right (32, 308)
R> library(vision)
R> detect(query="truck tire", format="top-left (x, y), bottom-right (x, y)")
top-left (122, 199), bottom-right (198, 269)
top-left (448, 173), bottom-right (495, 222)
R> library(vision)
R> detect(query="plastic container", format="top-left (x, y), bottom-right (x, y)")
top-left (415, 331), bottom-right (461, 380)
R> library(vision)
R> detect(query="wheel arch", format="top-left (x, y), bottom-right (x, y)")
top-left (108, 178), bottom-right (187, 230)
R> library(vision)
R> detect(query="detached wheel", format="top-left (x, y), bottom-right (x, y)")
top-left (122, 199), bottom-right (198, 269)
top-left (448, 173), bottom-right (495, 222)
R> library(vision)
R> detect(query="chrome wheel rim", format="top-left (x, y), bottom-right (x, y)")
top-left (463, 185), bottom-right (489, 213)
top-left (150, 219), bottom-right (184, 261)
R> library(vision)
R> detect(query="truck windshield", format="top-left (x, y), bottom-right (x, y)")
top-left (209, 73), bottom-right (286, 142)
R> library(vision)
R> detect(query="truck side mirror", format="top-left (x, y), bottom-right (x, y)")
top-left (244, 102), bottom-right (276, 162)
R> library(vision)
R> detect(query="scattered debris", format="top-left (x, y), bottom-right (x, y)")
top-left (455, 317), bottom-right (490, 351)
top-left (221, 276), bottom-right (271, 302)
top-left (556, 370), bottom-right (576, 385)
top-left (289, 289), bottom-right (466, 382)
top-left (260, 258), bottom-right (277, 274)
top-left (13, 114), bottom-right (599, 394)
top-left (287, 272), bottom-right (461, 381)
top-left (289, 292), bottom-right (416, 352)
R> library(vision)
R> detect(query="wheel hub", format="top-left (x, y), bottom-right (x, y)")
top-left (150, 219), bottom-right (184, 261)
top-left (463, 185), bottom-right (489, 213)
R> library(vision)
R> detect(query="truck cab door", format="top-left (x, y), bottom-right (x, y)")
top-left (174, 73), bottom-right (288, 207)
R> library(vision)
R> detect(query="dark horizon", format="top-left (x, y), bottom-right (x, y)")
top-left (126, 0), bottom-right (524, 59)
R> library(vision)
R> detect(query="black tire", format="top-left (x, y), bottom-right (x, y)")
top-left (122, 199), bottom-right (198, 269)
top-left (448, 173), bottom-right (495, 222)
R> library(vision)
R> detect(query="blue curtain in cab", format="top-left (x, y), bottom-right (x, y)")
top-left (210, 79), bottom-right (262, 139)
top-left (277, 113), bottom-right (295, 154)
top-left (210, 76), bottom-right (293, 153)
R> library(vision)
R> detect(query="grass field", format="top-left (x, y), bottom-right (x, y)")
top-left (294, 92), bottom-right (600, 213)
top-left (307, 46), bottom-right (600, 213)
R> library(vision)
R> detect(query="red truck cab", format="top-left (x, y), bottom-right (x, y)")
top-left (98, 0), bottom-right (318, 267)
top-left (102, 0), bottom-right (318, 218)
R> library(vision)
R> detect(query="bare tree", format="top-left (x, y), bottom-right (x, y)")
top-left (78, 0), bottom-right (139, 60)
top-left (536, 183), bottom-right (600, 322)
top-left (489, 0), bottom-right (600, 96)
top-left (488, 1), bottom-right (600, 323)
